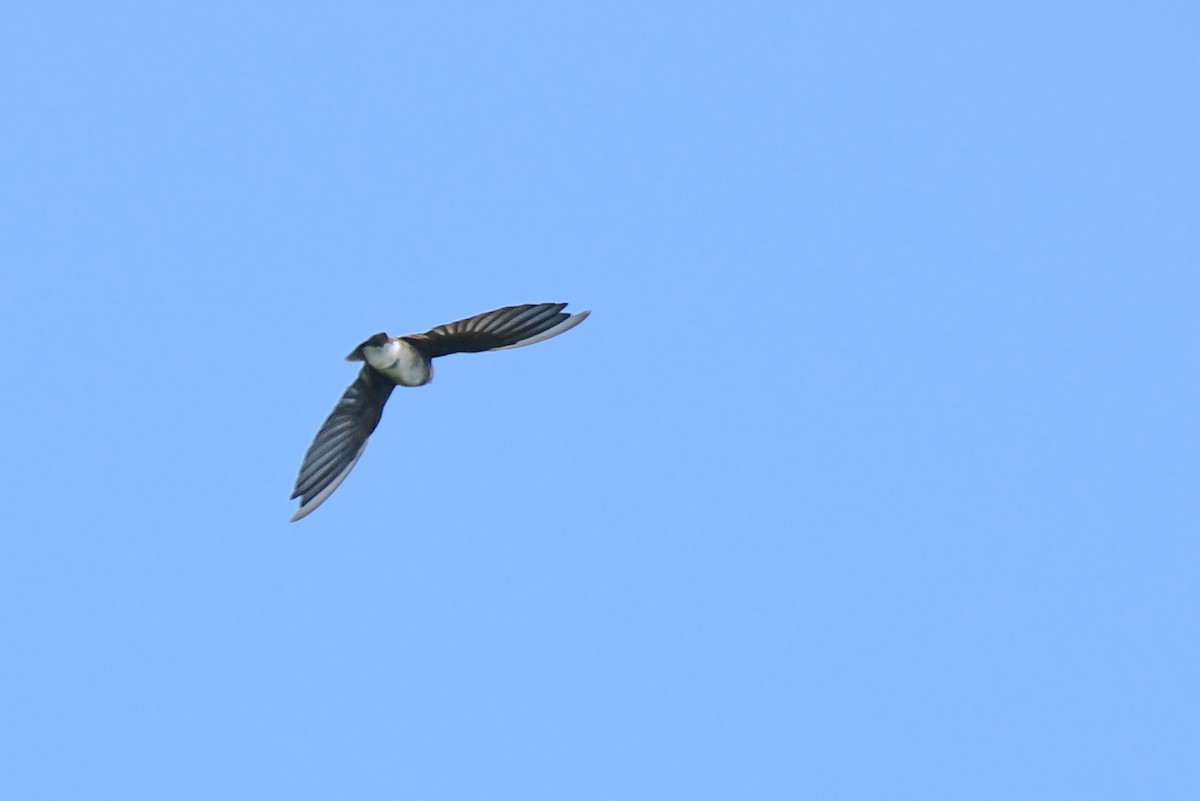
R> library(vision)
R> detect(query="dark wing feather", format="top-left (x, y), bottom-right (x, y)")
top-left (289, 365), bottom-right (395, 521)
top-left (404, 302), bottom-right (589, 358)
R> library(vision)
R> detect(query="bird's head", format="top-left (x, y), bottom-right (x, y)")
top-left (345, 332), bottom-right (390, 361)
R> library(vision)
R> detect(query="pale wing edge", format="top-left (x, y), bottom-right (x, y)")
top-left (491, 309), bottom-right (590, 350)
top-left (290, 441), bottom-right (369, 522)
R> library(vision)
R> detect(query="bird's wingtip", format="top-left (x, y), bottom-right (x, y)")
top-left (287, 443), bottom-right (369, 523)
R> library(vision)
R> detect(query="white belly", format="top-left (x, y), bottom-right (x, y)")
top-left (363, 339), bottom-right (432, 387)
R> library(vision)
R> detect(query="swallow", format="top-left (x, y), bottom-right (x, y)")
top-left (289, 302), bottom-right (590, 521)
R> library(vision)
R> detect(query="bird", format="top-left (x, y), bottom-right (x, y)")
top-left (289, 302), bottom-right (590, 521)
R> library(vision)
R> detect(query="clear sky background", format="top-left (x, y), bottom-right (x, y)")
top-left (2, 2), bottom-right (1197, 799)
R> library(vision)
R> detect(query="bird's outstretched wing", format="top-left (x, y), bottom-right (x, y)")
top-left (404, 302), bottom-right (590, 358)
top-left (290, 365), bottom-right (395, 521)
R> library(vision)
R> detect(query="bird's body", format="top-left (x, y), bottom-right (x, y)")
top-left (362, 337), bottom-right (432, 386)
top-left (289, 302), bottom-right (589, 521)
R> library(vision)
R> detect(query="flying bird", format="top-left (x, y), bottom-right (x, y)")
top-left (289, 302), bottom-right (590, 521)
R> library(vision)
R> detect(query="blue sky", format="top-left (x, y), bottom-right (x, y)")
top-left (2, 2), bottom-right (1197, 798)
